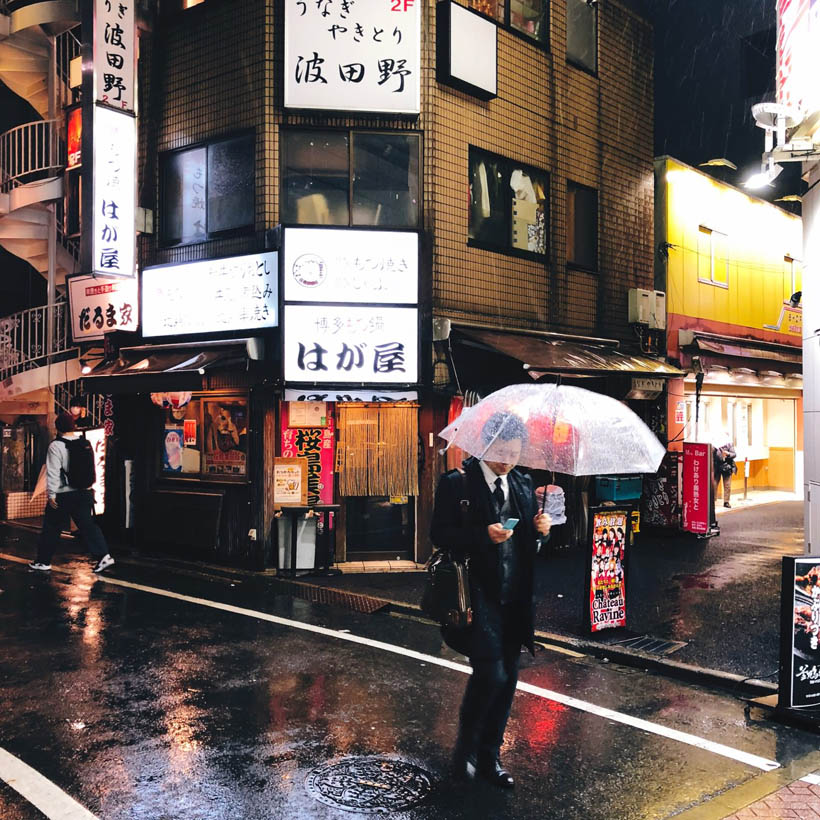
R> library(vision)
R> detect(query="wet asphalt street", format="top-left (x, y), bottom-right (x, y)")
top-left (2, 530), bottom-right (820, 820)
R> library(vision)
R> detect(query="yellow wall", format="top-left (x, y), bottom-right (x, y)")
top-left (658, 158), bottom-right (803, 334)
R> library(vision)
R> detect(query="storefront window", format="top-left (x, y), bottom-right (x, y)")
top-left (159, 395), bottom-right (248, 480)
top-left (160, 134), bottom-right (254, 246)
top-left (567, 181), bottom-right (598, 271)
top-left (469, 147), bottom-right (548, 258)
top-left (281, 129), bottom-right (420, 228)
top-left (567, 0), bottom-right (597, 72)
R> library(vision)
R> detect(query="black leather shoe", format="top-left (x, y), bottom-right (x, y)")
top-left (478, 758), bottom-right (515, 789)
top-left (452, 751), bottom-right (478, 781)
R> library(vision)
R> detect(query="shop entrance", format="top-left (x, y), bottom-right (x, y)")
top-left (345, 496), bottom-right (415, 561)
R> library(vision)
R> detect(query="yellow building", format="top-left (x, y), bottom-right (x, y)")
top-left (656, 157), bottom-right (803, 495)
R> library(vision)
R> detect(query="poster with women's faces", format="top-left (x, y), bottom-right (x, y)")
top-left (588, 509), bottom-right (629, 632)
top-left (203, 401), bottom-right (248, 476)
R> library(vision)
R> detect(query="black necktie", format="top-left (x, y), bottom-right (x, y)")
top-left (493, 477), bottom-right (504, 508)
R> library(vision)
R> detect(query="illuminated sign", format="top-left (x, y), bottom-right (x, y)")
top-left (284, 304), bottom-right (418, 383)
top-left (66, 107), bottom-right (82, 170)
top-left (92, 105), bottom-right (136, 278)
top-left (94, 0), bottom-right (136, 111)
top-left (284, 388), bottom-right (418, 402)
top-left (781, 556), bottom-right (820, 709)
top-left (436, 1), bottom-right (497, 100)
top-left (142, 251), bottom-right (279, 338)
top-left (682, 442), bottom-right (711, 534)
top-left (284, 0), bottom-right (421, 114)
top-left (85, 427), bottom-right (106, 515)
top-left (777, 0), bottom-right (820, 117)
top-left (587, 508), bottom-right (629, 633)
top-left (68, 274), bottom-right (139, 342)
top-left (283, 228), bottom-right (418, 304)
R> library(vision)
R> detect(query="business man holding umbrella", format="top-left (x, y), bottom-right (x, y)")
top-left (433, 383), bottom-right (666, 788)
top-left (431, 411), bottom-right (551, 789)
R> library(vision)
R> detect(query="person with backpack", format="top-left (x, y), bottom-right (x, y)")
top-left (29, 412), bottom-right (114, 574)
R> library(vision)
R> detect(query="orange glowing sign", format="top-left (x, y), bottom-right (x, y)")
top-left (67, 107), bottom-right (82, 170)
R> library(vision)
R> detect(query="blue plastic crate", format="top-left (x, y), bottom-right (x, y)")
top-left (595, 475), bottom-right (642, 501)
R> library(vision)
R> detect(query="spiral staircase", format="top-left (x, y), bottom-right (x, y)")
top-left (0, 0), bottom-right (82, 402)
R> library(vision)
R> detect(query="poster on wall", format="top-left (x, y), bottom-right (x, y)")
top-left (284, 0), bottom-right (421, 114)
top-left (274, 457), bottom-right (308, 507)
top-left (281, 403), bottom-right (335, 506)
top-left (203, 400), bottom-right (248, 476)
top-left (587, 508), bottom-right (629, 632)
top-left (162, 427), bottom-right (184, 473)
top-left (780, 556), bottom-right (820, 710)
top-left (284, 304), bottom-right (418, 384)
top-left (682, 442), bottom-right (711, 534)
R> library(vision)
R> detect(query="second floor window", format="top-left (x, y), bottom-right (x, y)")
top-left (567, 0), bottom-right (597, 72)
top-left (469, 147), bottom-right (548, 258)
top-left (567, 181), bottom-right (598, 271)
top-left (469, 0), bottom-right (547, 44)
top-left (160, 134), bottom-right (255, 247)
top-left (697, 226), bottom-right (729, 287)
top-left (281, 130), bottom-right (420, 228)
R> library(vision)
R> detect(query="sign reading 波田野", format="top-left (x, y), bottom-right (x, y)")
top-left (284, 0), bottom-right (421, 114)
top-left (588, 508), bottom-right (629, 632)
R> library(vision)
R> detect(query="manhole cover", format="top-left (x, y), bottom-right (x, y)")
top-left (305, 756), bottom-right (433, 813)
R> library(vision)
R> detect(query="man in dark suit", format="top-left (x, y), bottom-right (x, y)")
top-left (431, 412), bottom-right (551, 789)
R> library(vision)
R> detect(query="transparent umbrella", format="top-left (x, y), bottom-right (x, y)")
top-left (438, 383), bottom-right (666, 476)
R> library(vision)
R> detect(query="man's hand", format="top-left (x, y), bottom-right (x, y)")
top-left (48, 497), bottom-right (58, 510)
top-left (533, 513), bottom-right (551, 535)
top-left (487, 523), bottom-right (513, 543)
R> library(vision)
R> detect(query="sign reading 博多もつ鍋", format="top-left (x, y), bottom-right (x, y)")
top-left (284, 0), bottom-right (420, 114)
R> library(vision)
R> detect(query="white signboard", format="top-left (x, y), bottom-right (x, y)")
top-left (284, 0), bottom-right (421, 114)
top-left (93, 105), bottom-right (136, 278)
top-left (285, 388), bottom-right (418, 402)
top-left (448, 2), bottom-right (497, 97)
top-left (284, 228), bottom-right (418, 304)
top-left (142, 251), bottom-right (279, 338)
top-left (68, 275), bottom-right (139, 342)
top-left (777, 0), bottom-right (820, 117)
top-left (86, 427), bottom-right (106, 516)
top-left (284, 304), bottom-right (418, 383)
top-left (94, 0), bottom-right (136, 112)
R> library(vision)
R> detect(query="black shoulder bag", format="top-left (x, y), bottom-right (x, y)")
top-left (421, 475), bottom-right (473, 630)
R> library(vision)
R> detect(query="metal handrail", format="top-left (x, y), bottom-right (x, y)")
top-left (0, 119), bottom-right (64, 194)
top-left (0, 301), bottom-right (70, 382)
top-left (55, 381), bottom-right (105, 427)
top-left (56, 26), bottom-right (82, 110)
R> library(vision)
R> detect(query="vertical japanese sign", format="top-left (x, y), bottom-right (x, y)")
top-left (68, 274), bottom-right (139, 342)
top-left (777, 0), bottom-right (820, 118)
top-left (92, 105), bottom-right (136, 278)
top-left (94, 0), bottom-right (136, 112)
top-left (682, 442), bottom-right (711, 534)
top-left (284, 0), bottom-right (421, 114)
top-left (66, 107), bottom-right (82, 170)
top-left (587, 508), bottom-right (629, 632)
top-left (780, 556), bottom-right (820, 710)
top-left (281, 403), bottom-right (335, 505)
top-left (85, 428), bottom-right (107, 516)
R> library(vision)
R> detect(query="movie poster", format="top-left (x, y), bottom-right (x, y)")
top-left (588, 509), bottom-right (629, 632)
top-left (784, 557), bottom-right (820, 709)
top-left (203, 400), bottom-right (248, 476)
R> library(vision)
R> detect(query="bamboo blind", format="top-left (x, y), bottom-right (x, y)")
top-left (337, 404), bottom-right (419, 496)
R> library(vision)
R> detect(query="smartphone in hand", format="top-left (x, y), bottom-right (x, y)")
top-left (501, 517), bottom-right (519, 529)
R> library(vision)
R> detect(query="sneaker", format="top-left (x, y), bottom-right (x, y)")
top-left (92, 554), bottom-right (115, 573)
top-left (28, 562), bottom-right (52, 572)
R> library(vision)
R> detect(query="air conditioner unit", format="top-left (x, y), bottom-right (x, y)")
top-left (628, 289), bottom-right (666, 330)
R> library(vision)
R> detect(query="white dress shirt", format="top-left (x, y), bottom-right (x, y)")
top-left (479, 459), bottom-right (508, 502)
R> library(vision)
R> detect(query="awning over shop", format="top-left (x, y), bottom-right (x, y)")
top-left (454, 327), bottom-right (684, 377)
top-left (680, 329), bottom-right (802, 366)
top-left (83, 340), bottom-right (251, 393)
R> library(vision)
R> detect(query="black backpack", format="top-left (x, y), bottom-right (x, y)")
top-left (57, 433), bottom-right (96, 489)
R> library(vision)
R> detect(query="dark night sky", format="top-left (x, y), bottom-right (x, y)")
top-left (0, 1), bottom-right (800, 316)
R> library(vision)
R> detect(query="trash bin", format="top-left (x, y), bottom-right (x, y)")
top-left (274, 505), bottom-right (340, 575)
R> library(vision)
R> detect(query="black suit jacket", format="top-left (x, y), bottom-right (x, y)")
top-left (430, 457), bottom-right (541, 656)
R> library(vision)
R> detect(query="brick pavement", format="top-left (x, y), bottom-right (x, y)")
top-left (723, 774), bottom-right (820, 819)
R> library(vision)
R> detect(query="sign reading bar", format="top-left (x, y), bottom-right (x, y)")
top-left (284, 0), bottom-right (421, 114)
top-left (142, 251), bottom-right (279, 338)
top-left (682, 442), bottom-right (711, 534)
top-left (93, 105), bottom-right (136, 278)
top-left (587, 507), bottom-right (629, 632)
top-left (68, 274), bottom-right (139, 342)
top-left (284, 304), bottom-right (418, 384)
top-left (284, 228), bottom-right (418, 304)
top-left (94, 0), bottom-right (136, 112)
top-left (780, 556), bottom-right (820, 710)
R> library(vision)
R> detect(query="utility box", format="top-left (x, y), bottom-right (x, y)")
top-left (628, 288), bottom-right (666, 330)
